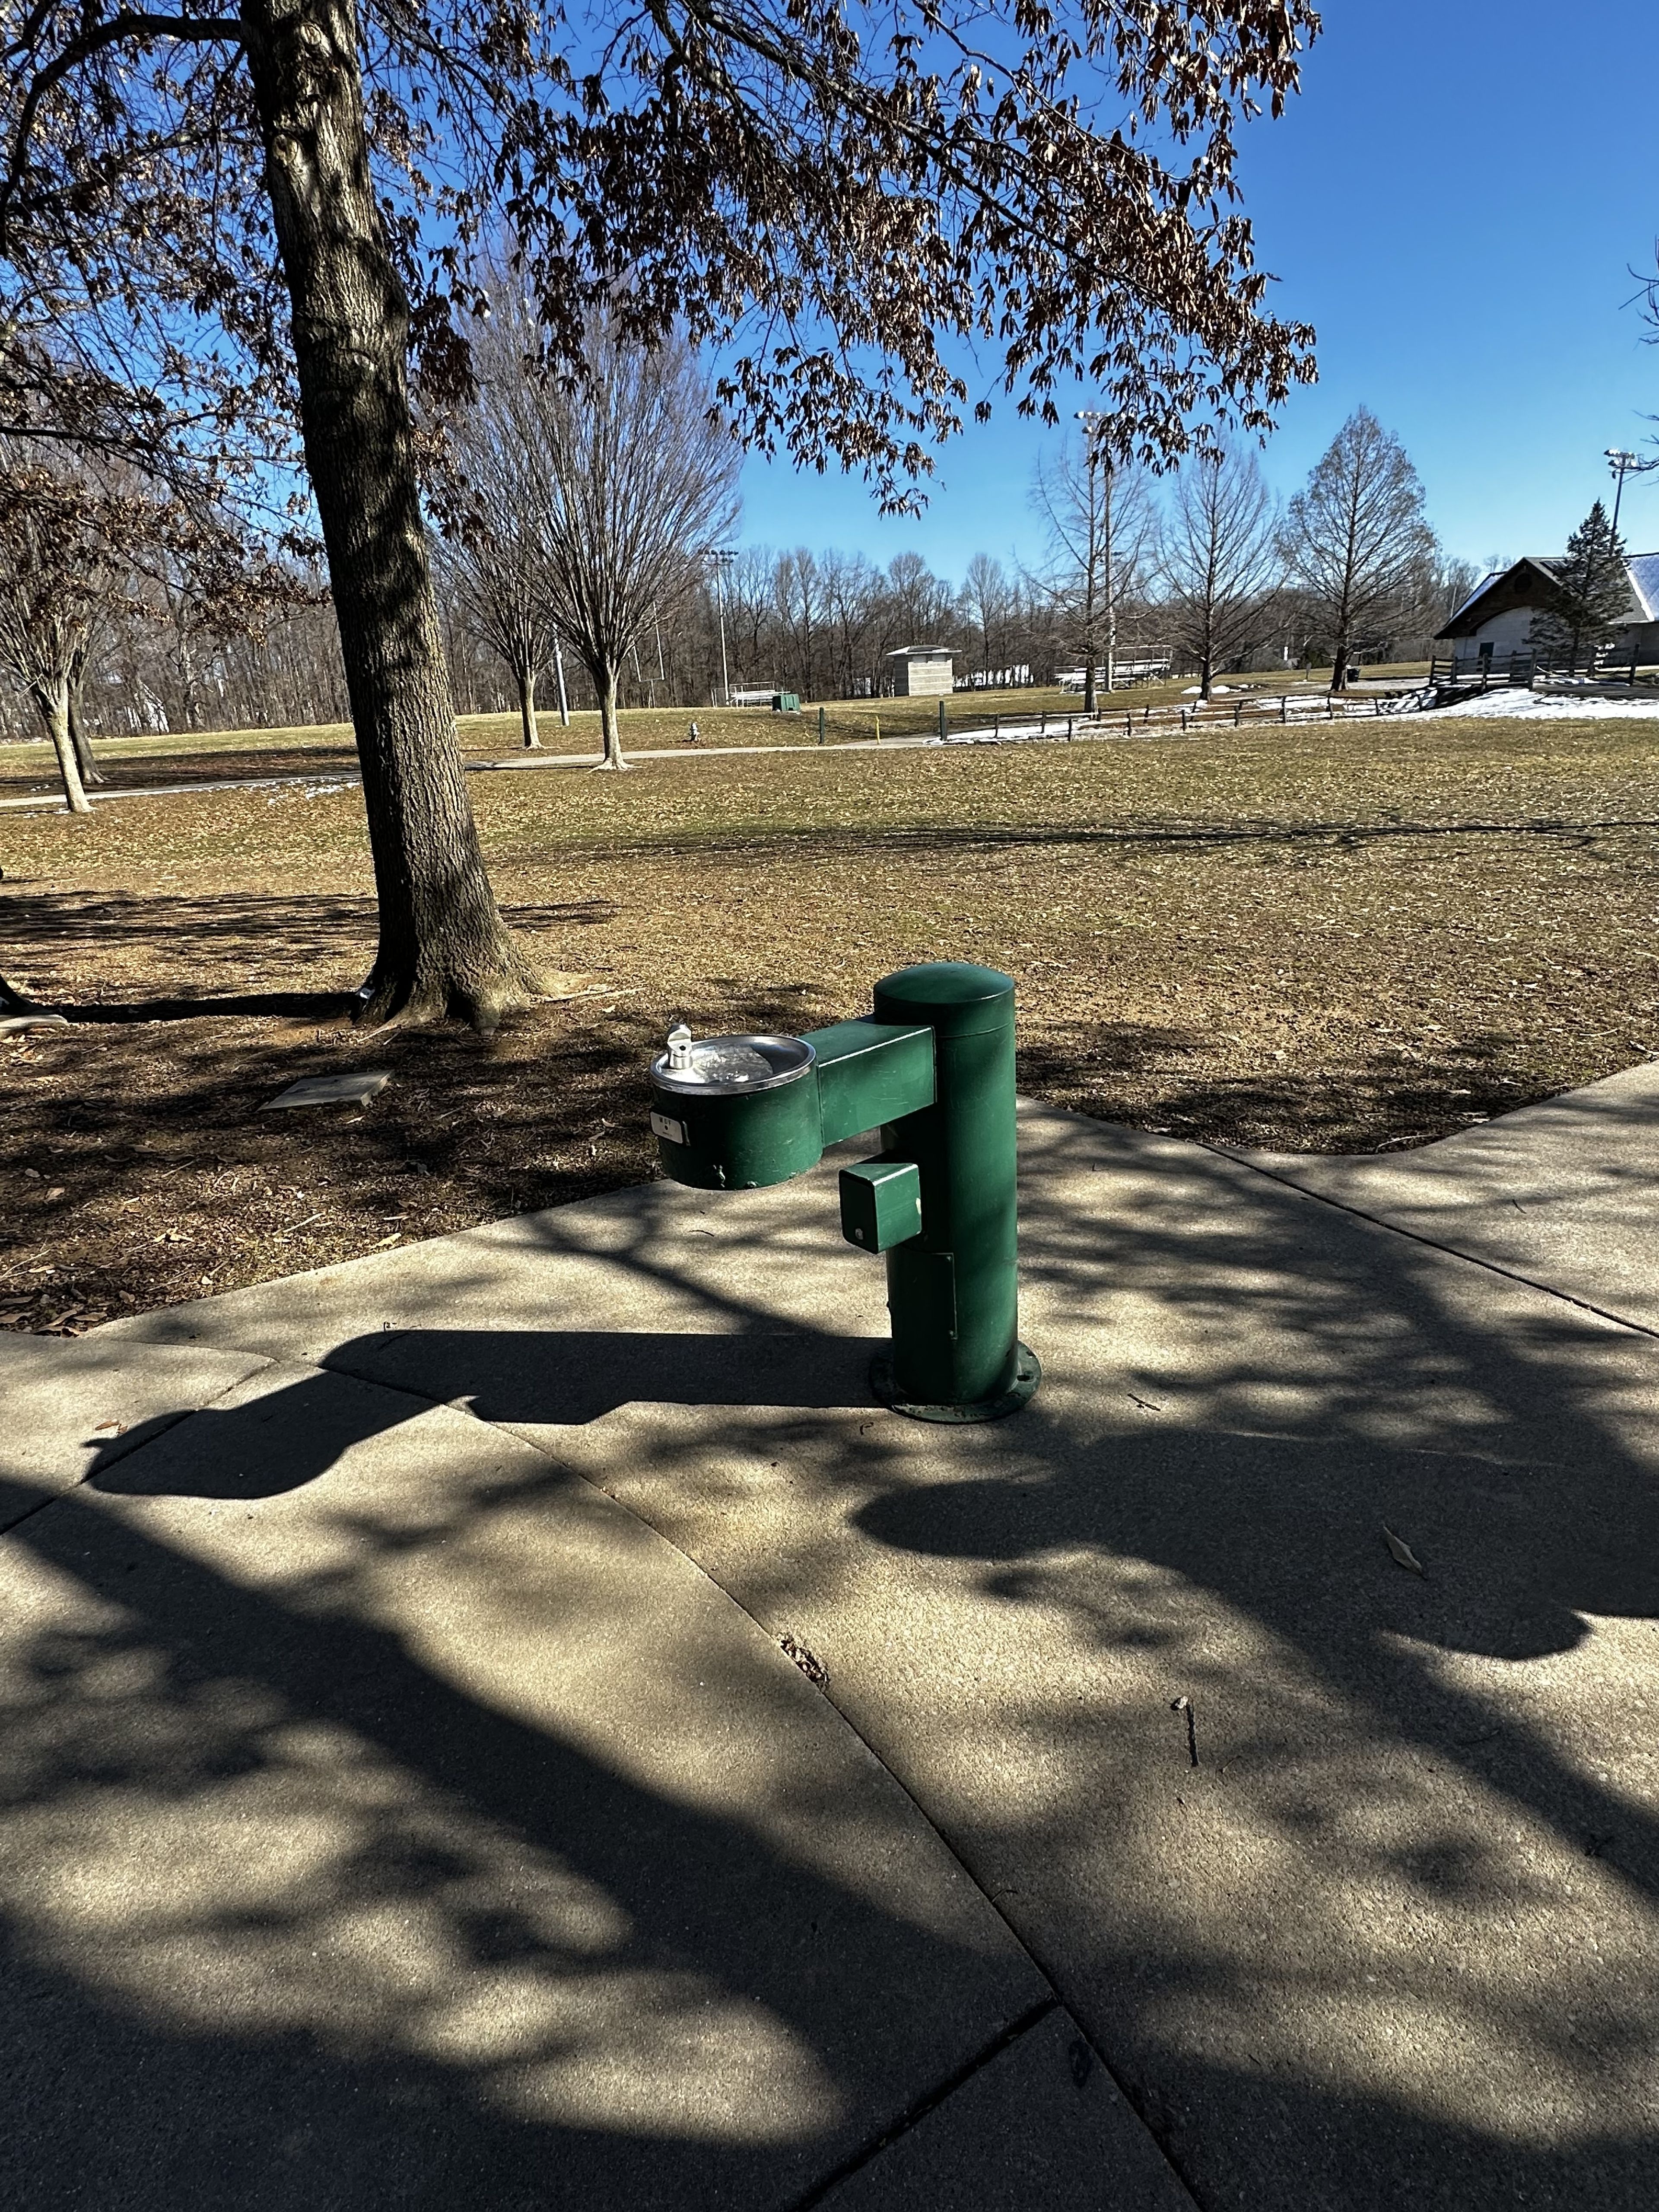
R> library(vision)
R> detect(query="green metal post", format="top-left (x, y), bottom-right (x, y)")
top-left (938, 697), bottom-right (947, 741)
top-left (818, 705), bottom-right (826, 744)
top-left (869, 963), bottom-right (1037, 1419)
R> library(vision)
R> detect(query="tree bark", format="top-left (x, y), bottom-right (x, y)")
top-left (67, 671), bottom-right (104, 785)
top-left (517, 665), bottom-right (541, 749)
top-left (240, 0), bottom-right (541, 1028)
top-left (33, 678), bottom-right (92, 814)
top-left (1330, 634), bottom-right (1350, 692)
top-left (595, 662), bottom-right (627, 769)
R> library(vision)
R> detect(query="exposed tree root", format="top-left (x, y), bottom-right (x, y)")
top-left (354, 932), bottom-right (548, 1034)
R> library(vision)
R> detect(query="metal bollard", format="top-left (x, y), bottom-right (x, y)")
top-left (647, 963), bottom-right (1039, 1422)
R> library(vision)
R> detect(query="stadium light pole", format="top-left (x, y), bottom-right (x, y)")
top-left (710, 548), bottom-right (737, 706)
top-left (1074, 410), bottom-right (1116, 712)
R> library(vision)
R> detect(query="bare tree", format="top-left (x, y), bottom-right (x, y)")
top-left (465, 303), bottom-right (741, 768)
top-left (822, 549), bottom-right (881, 697)
top-left (1279, 408), bottom-right (1437, 690)
top-left (1428, 555), bottom-right (1480, 633)
top-left (961, 554), bottom-right (1010, 685)
top-left (1033, 430), bottom-right (1153, 708)
top-left (3, 0), bottom-right (1319, 1021)
top-left (1154, 448), bottom-right (1281, 699)
top-left (883, 553), bottom-right (953, 649)
top-left (0, 459), bottom-right (115, 810)
top-left (432, 427), bottom-right (562, 750)
top-left (775, 548), bottom-right (824, 696)
top-left (722, 549), bottom-right (776, 696)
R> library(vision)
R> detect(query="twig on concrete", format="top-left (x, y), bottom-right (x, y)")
top-left (1171, 1694), bottom-right (1198, 1767)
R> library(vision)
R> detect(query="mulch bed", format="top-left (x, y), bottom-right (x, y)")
top-left (6, 712), bottom-right (1659, 1334)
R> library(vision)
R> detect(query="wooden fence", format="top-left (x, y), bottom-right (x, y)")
top-left (959, 688), bottom-right (1421, 746)
top-left (1427, 653), bottom-right (1534, 692)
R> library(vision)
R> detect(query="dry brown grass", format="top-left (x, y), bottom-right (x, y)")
top-left (0, 674), bottom-right (1401, 797)
top-left (4, 707), bottom-right (1655, 1332)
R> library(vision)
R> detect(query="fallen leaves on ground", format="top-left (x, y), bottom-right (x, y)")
top-left (1383, 1527), bottom-right (1427, 1575)
top-left (5, 710), bottom-right (1659, 1332)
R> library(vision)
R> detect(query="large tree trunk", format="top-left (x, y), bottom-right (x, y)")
top-left (517, 665), bottom-right (541, 749)
top-left (1330, 634), bottom-right (1350, 693)
top-left (67, 673), bottom-right (104, 785)
top-left (241, 0), bottom-right (541, 1028)
top-left (595, 663), bottom-right (627, 769)
top-left (32, 679), bottom-right (92, 815)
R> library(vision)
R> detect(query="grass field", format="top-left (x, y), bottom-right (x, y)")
top-left (0, 670), bottom-right (1432, 795)
top-left (0, 686), bottom-right (1091, 787)
top-left (3, 700), bottom-right (1649, 1332)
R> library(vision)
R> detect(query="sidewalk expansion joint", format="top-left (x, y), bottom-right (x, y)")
top-left (315, 1341), bottom-right (1205, 2210)
top-left (1206, 1142), bottom-right (1659, 1344)
top-left (0, 1357), bottom-right (277, 1541)
top-left (782, 1996), bottom-right (1058, 2211)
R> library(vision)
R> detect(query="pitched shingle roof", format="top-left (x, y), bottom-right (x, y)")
top-left (1439, 554), bottom-right (1659, 636)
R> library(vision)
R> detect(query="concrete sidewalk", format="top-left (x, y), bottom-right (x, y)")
top-left (6, 1084), bottom-right (1659, 2206)
top-left (1225, 1059), bottom-right (1659, 1331)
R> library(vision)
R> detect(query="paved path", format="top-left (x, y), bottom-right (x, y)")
top-left (6, 1085), bottom-right (1659, 2206)
top-left (1224, 1061), bottom-right (1659, 1332)
top-left (0, 720), bottom-right (1134, 814)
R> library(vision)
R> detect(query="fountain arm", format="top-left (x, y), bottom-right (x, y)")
top-left (798, 1020), bottom-right (935, 1145)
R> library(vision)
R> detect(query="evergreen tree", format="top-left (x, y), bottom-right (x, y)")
top-left (1532, 502), bottom-right (1632, 674)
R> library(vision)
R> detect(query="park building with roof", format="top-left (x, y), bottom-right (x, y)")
top-left (883, 646), bottom-right (955, 696)
top-left (1437, 552), bottom-right (1659, 665)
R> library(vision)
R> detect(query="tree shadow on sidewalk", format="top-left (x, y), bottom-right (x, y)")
top-left (0, 1445), bottom-right (1037, 2212)
top-left (413, 1114), bottom-right (1659, 2211)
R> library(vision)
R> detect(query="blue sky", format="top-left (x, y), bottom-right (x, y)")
top-left (736, 0), bottom-right (1659, 580)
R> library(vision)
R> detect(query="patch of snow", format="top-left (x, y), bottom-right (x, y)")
top-left (1434, 690), bottom-right (1659, 721)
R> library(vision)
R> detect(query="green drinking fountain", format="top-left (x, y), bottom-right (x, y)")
top-left (648, 961), bottom-right (1039, 1422)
